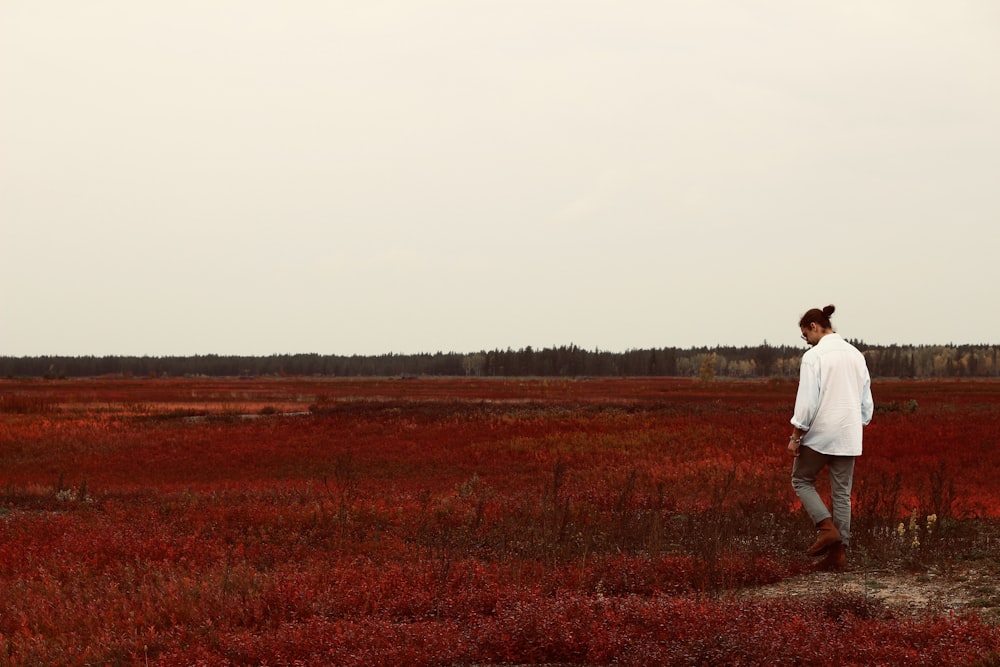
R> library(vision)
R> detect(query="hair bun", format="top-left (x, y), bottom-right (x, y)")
top-left (822, 305), bottom-right (836, 318)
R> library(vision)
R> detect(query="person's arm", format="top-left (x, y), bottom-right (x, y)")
top-left (791, 359), bottom-right (819, 428)
top-left (788, 425), bottom-right (805, 457)
top-left (788, 356), bottom-right (819, 456)
top-left (861, 373), bottom-right (874, 426)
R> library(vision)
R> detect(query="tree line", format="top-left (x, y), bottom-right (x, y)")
top-left (3, 342), bottom-right (999, 379)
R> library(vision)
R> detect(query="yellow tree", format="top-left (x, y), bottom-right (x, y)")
top-left (699, 352), bottom-right (717, 382)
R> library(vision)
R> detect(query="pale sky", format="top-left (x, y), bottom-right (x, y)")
top-left (2, 1), bottom-right (999, 357)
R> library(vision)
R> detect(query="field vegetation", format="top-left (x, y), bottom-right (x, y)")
top-left (1, 377), bottom-right (998, 665)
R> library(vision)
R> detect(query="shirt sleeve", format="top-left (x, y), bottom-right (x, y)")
top-left (790, 356), bottom-right (820, 431)
top-left (860, 373), bottom-right (874, 426)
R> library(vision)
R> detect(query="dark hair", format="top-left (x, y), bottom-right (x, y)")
top-left (799, 304), bottom-right (836, 330)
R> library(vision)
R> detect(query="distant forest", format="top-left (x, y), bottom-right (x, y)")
top-left (3, 342), bottom-right (999, 379)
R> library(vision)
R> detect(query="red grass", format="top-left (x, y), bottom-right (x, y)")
top-left (1, 377), bottom-right (998, 665)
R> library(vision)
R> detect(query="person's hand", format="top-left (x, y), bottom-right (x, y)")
top-left (788, 438), bottom-right (801, 457)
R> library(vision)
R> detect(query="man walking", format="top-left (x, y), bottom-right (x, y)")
top-left (788, 305), bottom-right (874, 571)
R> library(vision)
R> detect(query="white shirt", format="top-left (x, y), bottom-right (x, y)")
top-left (791, 333), bottom-right (874, 456)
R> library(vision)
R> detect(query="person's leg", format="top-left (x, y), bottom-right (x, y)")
top-left (827, 456), bottom-right (856, 547)
top-left (791, 446), bottom-right (832, 524)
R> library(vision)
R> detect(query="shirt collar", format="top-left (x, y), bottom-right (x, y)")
top-left (817, 332), bottom-right (842, 346)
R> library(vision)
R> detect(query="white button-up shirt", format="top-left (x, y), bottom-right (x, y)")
top-left (791, 333), bottom-right (874, 456)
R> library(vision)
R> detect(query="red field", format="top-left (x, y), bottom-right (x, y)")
top-left (1, 377), bottom-right (998, 665)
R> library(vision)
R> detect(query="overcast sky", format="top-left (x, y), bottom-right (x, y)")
top-left (2, 1), bottom-right (998, 357)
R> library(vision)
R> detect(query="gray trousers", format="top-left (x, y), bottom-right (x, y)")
top-left (791, 446), bottom-right (856, 547)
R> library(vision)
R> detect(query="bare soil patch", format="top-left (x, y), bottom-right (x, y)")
top-left (748, 563), bottom-right (1000, 619)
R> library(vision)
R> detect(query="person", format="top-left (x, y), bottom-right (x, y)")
top-left (788, 305), bottom-right (874, 571)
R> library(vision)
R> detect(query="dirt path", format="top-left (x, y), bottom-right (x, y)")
top-left (747, 563), bottom-right (1000, 618)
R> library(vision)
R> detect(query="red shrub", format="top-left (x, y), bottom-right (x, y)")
top-left (0, 377), bottom-right (997, 664)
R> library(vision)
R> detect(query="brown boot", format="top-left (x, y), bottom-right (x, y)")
top-left (815, 543), bottom-right (847, 572)
top-left (806, 518), bottom-right (842, 557)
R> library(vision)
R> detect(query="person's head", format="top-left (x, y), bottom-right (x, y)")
top-left (799, 305), bottom-right (835, 345)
